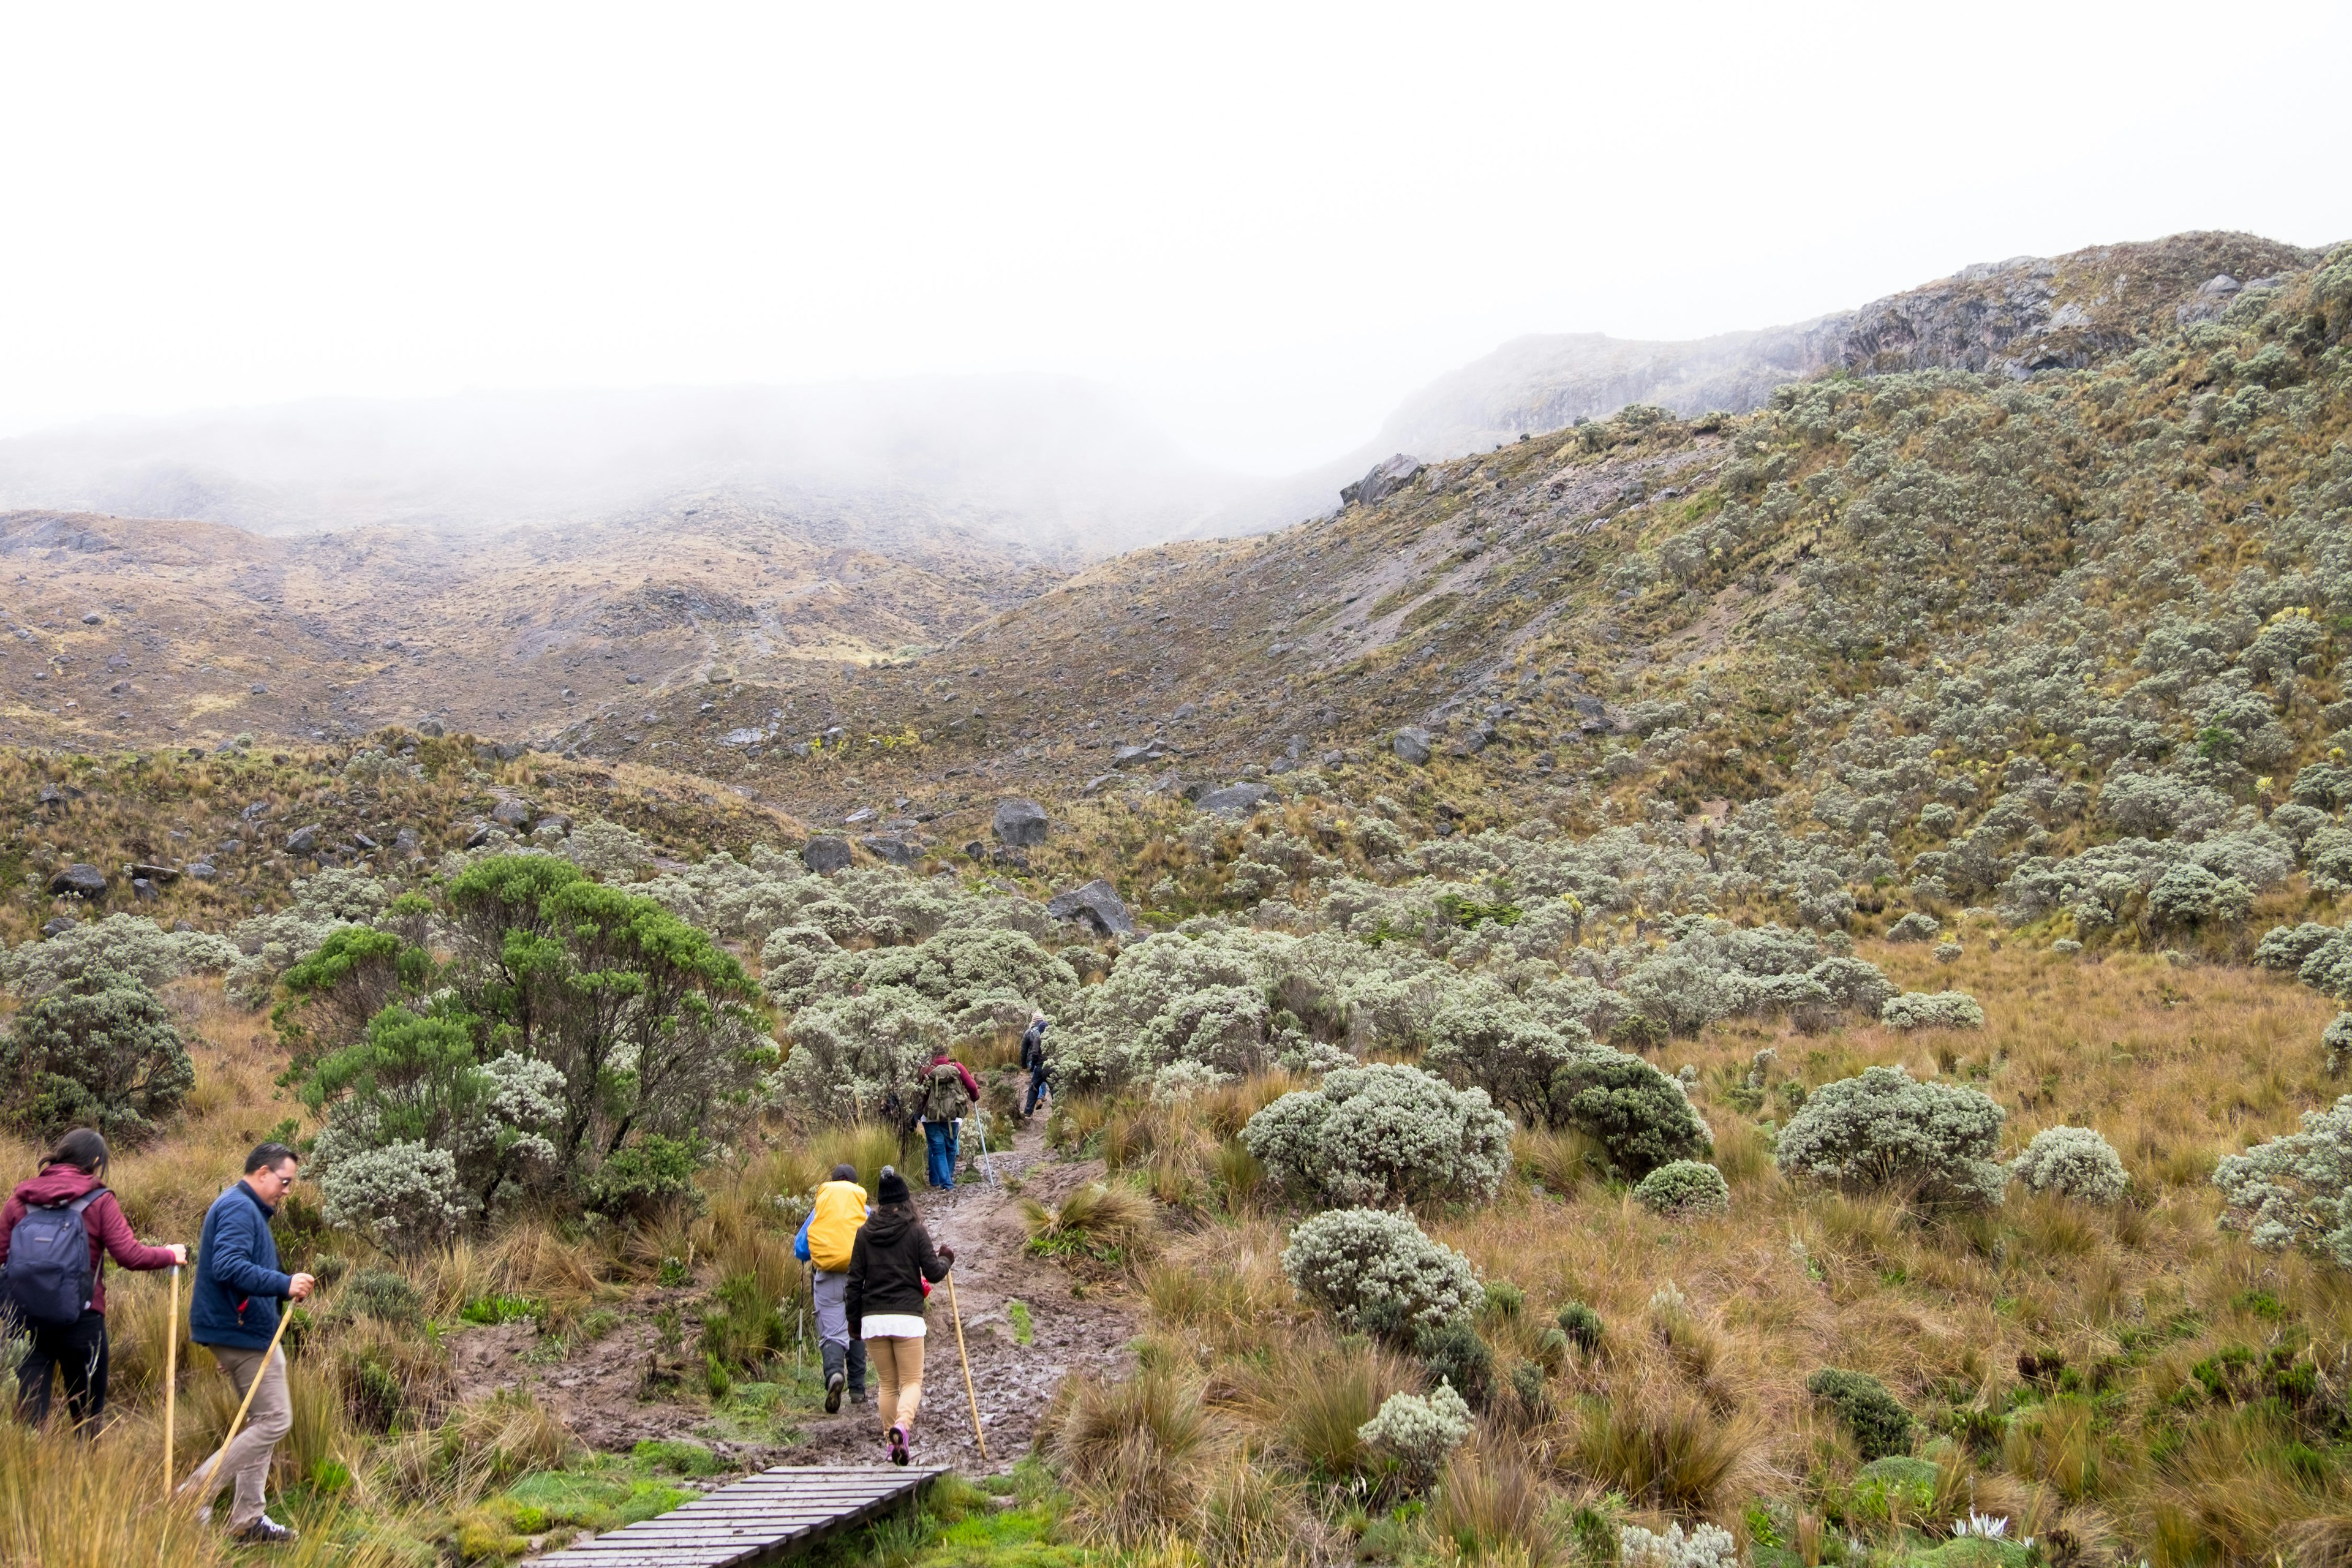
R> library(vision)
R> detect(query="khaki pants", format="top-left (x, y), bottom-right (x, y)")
top-left (865, 1334), bottom-right (924, 1436)
top-left (179, 1346), bottom-right (290, 1529)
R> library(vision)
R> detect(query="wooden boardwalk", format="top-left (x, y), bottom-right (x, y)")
top-left (534, 1465), bottom-right (949, 1568)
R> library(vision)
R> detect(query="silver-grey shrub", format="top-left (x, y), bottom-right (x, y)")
top-left (1775, 1065), bottom-right (2007, 1207)
top-left (318, 1139), bottom-right (467, 1249)
top-left (774, 989), bottom-right (948, 1123)
top-left (1632, 1159), bottom-right (1730, 1218)
top-left (1240, 1064), bottom-right (1509, 1210)
top-left (1, 914), bottom-right (238, 997)
top-left (2213, 1095), bottom-right (2352, 1268)
top-left (1886, 912), bottom-right (1941, 943)
top-left (1355, 1382), bottom-right (1472, 1489)
top-left (1281, 1207), bottom-right (1482, 1334)
top-left (2010, 1125), bottom-right (2129, 1204)
top-left (1881, 990), bottom-right (1985, 1031)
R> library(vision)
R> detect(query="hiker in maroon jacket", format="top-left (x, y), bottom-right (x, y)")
top-left (0, 1128), bottom-right (186, 1430)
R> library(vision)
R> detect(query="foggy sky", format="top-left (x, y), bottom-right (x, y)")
top-left (3, 1), bottom-right (2347, 475)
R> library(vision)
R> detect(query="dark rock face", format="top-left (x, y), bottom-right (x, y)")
top-left (1392, 728), bottom-right (1433, 764)
top-left (393, 828), bottom-right (423, 858)
top-left (1047, 879), bottom-right (1136, 937)
top-left (42, 916), bottom-right (79, 937)
top-left (284, 824), bottom-right (323, 854)
top-left (490, 799), bottom-right (532, 829)
top-left (1197, 783), bottom-right (1275, 815)
top-left (1112, 741), bottom-right (1169, 769)
top-left (801, 835), bottom-right (854, 875)
top-left (993, 799), bottom-right (1050, 847)
top-left (187, 862), bottom-right (218, 880)
top-left (132, 878), bottom-right (158, 900)
top-left (462, 823), bottom-right (494, 849)
top-left (48, 864), bottom-right (107, 898)
top-left (1341, 453), bottom-right (1426, 508)
top-left (417, 718), bottom-right (445, 737)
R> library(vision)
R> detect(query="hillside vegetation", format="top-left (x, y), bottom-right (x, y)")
top-left (5, 233), bottom-right (2352, 1568)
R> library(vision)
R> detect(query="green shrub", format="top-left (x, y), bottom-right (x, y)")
top-left (1806, 1367), bottom-right (1913, 1460)
top-left (1556, 1302), bottom-right (1605, 1356)
top-left (341, 1267), bottom-right (424, 1325)
top-left (1412, 1319), bottom-right (1494, 1410)
top-left (586, 1135), bottom-right (705, 1221)
top-left (0, 966), bottom-right (193, 1144)
top-left (1547, 1051), bottom-right (1712, 1177)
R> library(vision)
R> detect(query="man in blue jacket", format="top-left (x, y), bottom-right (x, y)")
top-left (178, 1143), bottom-right (315, 1544)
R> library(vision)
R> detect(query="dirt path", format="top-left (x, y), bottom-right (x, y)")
top-left (450, 1118), bottom-right (1138, 1476)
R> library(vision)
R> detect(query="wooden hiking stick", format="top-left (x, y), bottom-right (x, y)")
top-left (163, 1264), bottom-right (180, 1502)
top-left (190, 1300), bottom-right (293, 1506)
top-left (944, 1268), bottom-right (989, 1462)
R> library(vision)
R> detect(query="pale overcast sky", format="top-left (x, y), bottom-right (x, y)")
top-left (3, 1), bottom-right (2346, 474)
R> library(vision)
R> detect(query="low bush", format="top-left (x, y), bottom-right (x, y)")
top-left (0, 966), bottom-right (193, 1143)
top-left (1620, 1520), bottom-right (1740, 1568)
top-left (1887, 913), bottom-right (1942, 943)
top-left (2010, 1125), bottom-right (2130, 1204)
top-left (1881, 990), bottom-right (1986, 1030)
top-left (1409, 1319), bottom-right (1494, 1411)
top-left (1633, 1159), bottom-right (1730, 1218)
top-left (1556, 1301), bottom-right (1605, 1357)
top-left (1239, 1063), bottom-right (1510, 1210)
top-left (1776, 1065), bottom-right (2007, 1208)
top-left (584, 1136), bottom-right (705, 1222)
top-left (1807, 1367), bottom-right (1914, 1460)
top-left (1546, 1050), bottom-right (1712, 1177)
top-left (2325, 1012), bottom-right (2351, 1076)
top-left (1355, 1382), bottom-right (1471, 1490)
top-left (1281, 1207), bottom-right (1482, 1334)
top-left (2212, 1095), bottom-right (2352, 1268)
top-left (319, 1140), bottom-right (467, 1248)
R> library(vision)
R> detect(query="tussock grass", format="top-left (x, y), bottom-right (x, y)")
top-left (1022, 1180), bottom-right (1158, 1268)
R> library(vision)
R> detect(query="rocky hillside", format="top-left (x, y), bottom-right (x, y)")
top-left (547, 237), bottom-right (2352, 946)
top-left (0, 494), bottom-right (1064, 752)
top-left (1370, 231), bottom-right (2323, 459)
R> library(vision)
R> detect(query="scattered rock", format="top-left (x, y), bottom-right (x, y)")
top-left (801, 835), bottom-right (854, 875)
top-left (127, 863), bottom-right (180, 883)
top-left (1197, 783), bottom-right (1275, 815)
top-left (861, 835), bottom-right (920, 867)
top-left (1341, 453), bottom-right (1426, 508)
top-left (284, 824), bottom-right (323, 854)
top-left (47, 864), bottom-right (107, 898)
top-left (41, 916), bottom-right (78, 937)
top-left (393, 827), bottom-right (422, 857)
top-left (1084, 774), bottom-right (1125, 794)
top-left (187, 862), bottom-right (217, 880)
top-left (992, 799), bottom-right (1050, 848)
top-left (1170, 703), bottom-right (1199, 722)
top-left (36, 784), bottom-right (65, 808)
top-left (1047, 879), bottom-right (1136, 937)
top-left (353, 832), bottom-right (379, 851)
top-left (538, 814), bottom-right (573, 835)
top-left (250, 683), bottom-right (268, 695)
top-left (844, 807), bottom-right (876, 825)
top-left (1112, 741), bottom-right (1169, 769)
top-left (489, 799), bottom-right (532, 829)
top-left (719, 728), bottom-right (764, 747)
top-left (131, 878), bottom-right (157, 900)
top-left (1392, 728), bottom-right (1433, 765)
top-left (417, 718), bottom-right (445, 737)
top-left (81, 612), bottom-right (102, 625)
top-left (462, 823), bottom-right (494, 850)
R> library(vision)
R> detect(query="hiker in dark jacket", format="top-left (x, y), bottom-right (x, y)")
top-left (917, 1049), bottom-right (981, 1190)
top-left (843, 1166), bottom-right (954, 1465)
top-left (0, 1128), bottom-right (184, 1430)
top-left (1019, 1011), bottom-right (1051, 1117)
top-left (178, 1142), bottom-right (315, 1545)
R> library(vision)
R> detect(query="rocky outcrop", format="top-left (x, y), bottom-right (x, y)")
top-left (993, 799), bottom-right (1049, 847)
top-left (801, 835), bottom-right (853, 874)
top-left (1341, 454), bottom-right (1425, 508)
top-left (1048, 879), bottom-right (1135, 937)
top-left (47, 864), bottom-right (107, 898)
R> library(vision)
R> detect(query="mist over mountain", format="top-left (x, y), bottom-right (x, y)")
top-left (0, 375), bottom-right (1270, 554)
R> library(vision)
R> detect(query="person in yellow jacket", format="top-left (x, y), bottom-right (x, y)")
top-left (796, 1164), bottom-right (869, 1411)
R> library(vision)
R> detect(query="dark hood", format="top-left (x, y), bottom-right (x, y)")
top-left (863, 1206), bottom-right (918, 1247)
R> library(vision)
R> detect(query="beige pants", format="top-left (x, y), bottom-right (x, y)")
top-left (179, 1346), bottom-right (290, 1529)
top-left (865, 1334), bottom-right (924, 1436)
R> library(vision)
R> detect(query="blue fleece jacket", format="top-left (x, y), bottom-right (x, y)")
top-left (190, 1181), bottom-right (293, 1350)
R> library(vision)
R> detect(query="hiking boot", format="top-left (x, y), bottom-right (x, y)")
top-left (888, 1425), bottom-right (910, 1466)
top-left (825, 1370), bottom-right (845, 1413)
top-left (233, 1515), bottom-right (298, 1545)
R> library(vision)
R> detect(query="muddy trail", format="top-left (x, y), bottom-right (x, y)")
top-left (450, 1119), bottom-right (1139, 1477)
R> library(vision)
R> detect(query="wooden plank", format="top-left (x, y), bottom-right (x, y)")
top-left (534, 1464), bottom-right (944, 1567)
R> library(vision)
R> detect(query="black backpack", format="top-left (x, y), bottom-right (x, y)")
top-left (4, 1188), bottom-right (104, 1328)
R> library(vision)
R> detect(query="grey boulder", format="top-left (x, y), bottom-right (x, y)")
top-left (489, 799), bottom-right (532, 829)
top-left (1341, 453), bottom-right (1425, 508)
top-left (1112, 741), bottom-right (1169, 769)
top-left (1048, 879), bottom-right (1136, 937)
top-left (801, 835), bottom-right (854, 874)
top-left (1197, 782), bottom-right (1274, 815)
top-left (284, 824), bottom-right (323, 854)
top-left (861, 835), bottom-right (921, 867)
top-left (47, 864), bottom-right (108, 898)
top-left (993, 799), bottom-right (1050, 846)
top-left (1392, 728), bottom-right (1433, 764)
